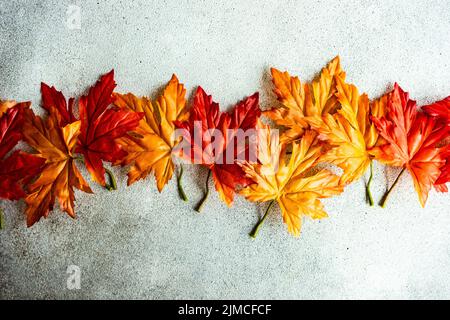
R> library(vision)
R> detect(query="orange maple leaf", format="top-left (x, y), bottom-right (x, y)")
top-left (265, 56), bottom-right (345, 143)
top-left (113, 75), bottom-right (189, 192)
top-left (22, 109), bottom-right (92, 226)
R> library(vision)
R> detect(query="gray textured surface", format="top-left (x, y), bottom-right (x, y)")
top-left (1, 0), bottom-right (450, 299)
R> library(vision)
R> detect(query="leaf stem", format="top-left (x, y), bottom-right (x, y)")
top-left (195, 170), bottom-right (211, 213)
top-left (366, 161), bottom-right (374, 206)
top-left (177, 164), bottom-right (188, 202)
top-left (104, 167), bottom-right (117, 191)
top-left (0, 206), bottom-right (4, 230)
top-left (249, 200), bottom-right (275, 239)
top-left (74, 156), bottom-right (117, 191)
top-left (379, 167), bottom-right (406, 208)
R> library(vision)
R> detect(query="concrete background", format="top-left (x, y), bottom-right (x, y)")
top-left (1, 0), bottom-right (450, 299)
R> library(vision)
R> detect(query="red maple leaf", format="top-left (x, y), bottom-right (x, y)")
top-left (0, 102), bottom-right (44, 201)
top-left (371, 84), bottom-right (448, 207)
top-left (423, 96), bottom-right (450, 191)
top-left (40, 70), bottom-right (144, 186)
top-left (41, 82), bottom-right (77, 126)
top-left (423, 96), bottom-right (450, 128)
top-left (433, 147), bottom-right (450, 192)
top-left (175, 87), bottom-right (261, 207)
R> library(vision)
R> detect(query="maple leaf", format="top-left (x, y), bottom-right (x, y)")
top-left (0, 101), bottom-right (27, 160)
top-left (0, 101), bottom-right (45, 201)
top-left (423, 97), bottom-right (450, 191)
top-left (0, 151), bottom-right (45, 201)
top-left (371, 84), bottom-right (448, 207)
top-left (239, 127), bottom-right (343, 237)
top-left (22, 109), bottom-right (92, 227)
top-left (175, 87), bottom-right (261, 209)
top-left (77, 71), bottom-right (144, 187)
top-left (0, 100), bottom-right (22, 117)
top-left (434, 148), bottom-right (450, 192)
top-left (265, 56), bottom-right (345, 143)
top-left (113, 74), bottom-right (189, 194)
top-left (306, 75), bottom-right (386, 204)
top-left (41, 83), bottom-right (77, 126)
top-left (423, 96), bottom-right (450, 128)
top-left (41, 71), bottom-right (143, 188)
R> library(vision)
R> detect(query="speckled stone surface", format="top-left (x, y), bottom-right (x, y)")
top-left (1, 0), bottom-right (450, 299)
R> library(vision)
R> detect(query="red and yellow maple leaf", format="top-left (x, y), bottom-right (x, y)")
top-left (239, 126), bottom-right (343, 237)
top-left (113, 74), bottom-right (189, 192)
top-left (265, 56), bottom-right (345, 143)
top-left (175, 87), bottom-right (261, 208)
top-left (371, 84), bottom-right (448, 207)
top-left (0, 101), bottom-right (45, 201)
top-left (41, 71), bottom-right (144, 187)
top-left (22, 109), bottom-right (92, 227)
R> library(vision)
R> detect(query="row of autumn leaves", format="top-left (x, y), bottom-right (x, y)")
top-left (0, 57), bottom-right (449, 237)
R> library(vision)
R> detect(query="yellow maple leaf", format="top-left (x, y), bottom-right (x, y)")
top-left (306, 75), bottom-right (386, 204)
top-left (240, 126), bottom-right (343, 237)
top-left (265, 56), bottom-right (345, 143)
top-left (113, 75), bottom-right (188, 192)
